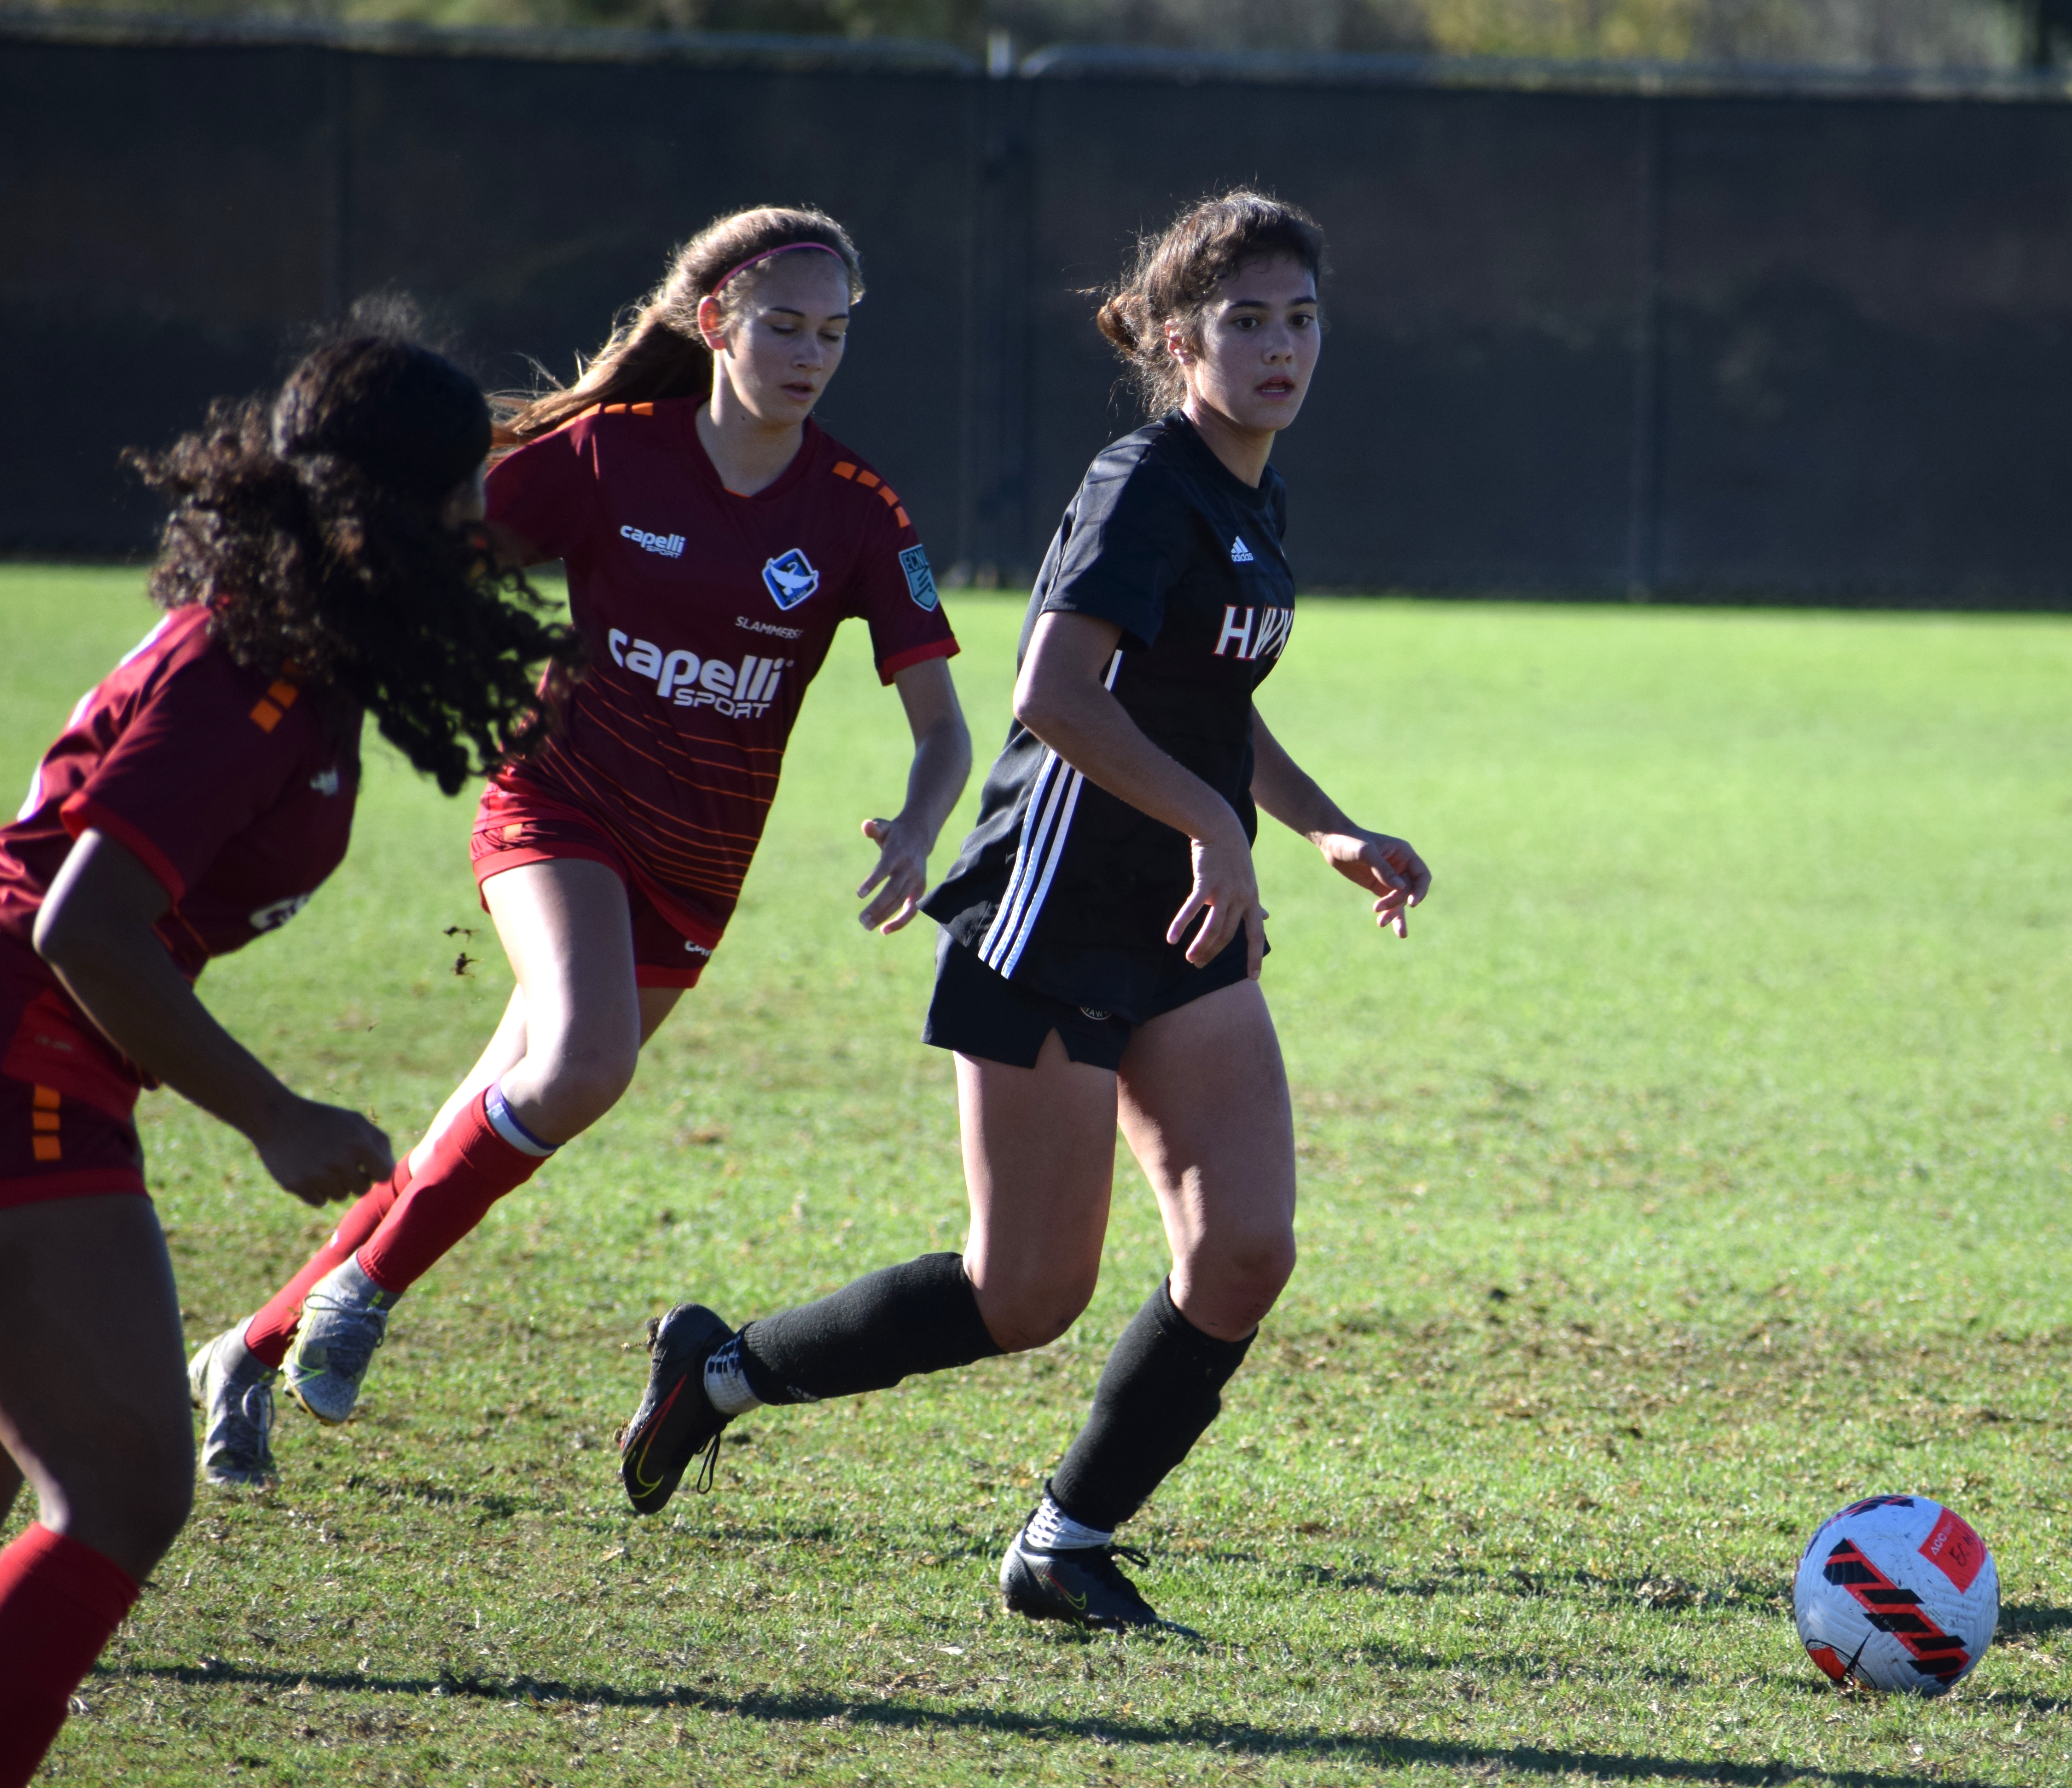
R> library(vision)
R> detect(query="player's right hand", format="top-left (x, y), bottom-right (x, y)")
top-left (1168, 818), bottom-right (1266, 974)
top-left (254, 1097), bottom-right (395, 1207)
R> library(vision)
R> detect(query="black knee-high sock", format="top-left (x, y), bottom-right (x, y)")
top-left (737, 1252), bottom-right (1002, 1406)
top-left (1048, 1279), bottom-right (1254, 1532)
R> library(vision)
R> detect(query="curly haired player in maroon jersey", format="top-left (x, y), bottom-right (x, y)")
top-left (0, 328), bottom-right (569, 1787)
top-left (197, 208), bottom-right (971, 1461)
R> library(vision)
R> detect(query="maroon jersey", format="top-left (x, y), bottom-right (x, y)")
top-left (483, 399), bottom-right (957, 944)
top-left (0, 602), bottom-right (361, 1114)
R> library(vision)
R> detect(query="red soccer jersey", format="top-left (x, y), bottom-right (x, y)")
top-left (483, 400), bottom-right (958, 944)
top-left (0, 602), bottom-right (362, 1113)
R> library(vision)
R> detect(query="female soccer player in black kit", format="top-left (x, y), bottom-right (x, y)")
top-left (619, 191), bottom-right (1431, 1630)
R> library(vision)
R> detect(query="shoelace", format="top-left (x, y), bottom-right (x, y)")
top-left (1083, 1542), bottom-right (1150, 1588)
top-left (238, 1382), bottom-right (274, 1441)
top-left (692, 1429), bottom-right (723, 1494)
top-left (308, 1291), bottom-right (389, 1375)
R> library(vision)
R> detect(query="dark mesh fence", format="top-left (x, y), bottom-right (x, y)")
top-left (4, 18), bottom-right (2070, 605)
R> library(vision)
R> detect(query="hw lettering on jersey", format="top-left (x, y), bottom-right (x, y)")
top-left (609, 630), bottom-right (792, 718)
top-left (1213, 605), bottom-right (1293, 663)
top-left (620, 524), bottom-right (685, 558)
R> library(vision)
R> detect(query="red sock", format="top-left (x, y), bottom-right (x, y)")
top-left (0, 1523), bottom-right (140, 1788)
top-left (356, 1089), bottom-right (546, 1293)
top-left (244, 1157), bottom-right (413, 1369)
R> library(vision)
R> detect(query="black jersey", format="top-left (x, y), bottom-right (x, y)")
top-left (924, 411), bottom-right (1294, 1019)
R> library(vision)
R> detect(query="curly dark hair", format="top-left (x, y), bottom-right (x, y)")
top-left (126, 333), bottom-right (575, 797)
top-left (1097, 191), bottom-right (1328, 416)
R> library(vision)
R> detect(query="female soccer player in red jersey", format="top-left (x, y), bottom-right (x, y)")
top-left (200, 207), bottom-right (971, 1457)
top-left (0, 330), bottom-right (566, 1786)
top-left (621, 193), bottom-right (1432, 1632)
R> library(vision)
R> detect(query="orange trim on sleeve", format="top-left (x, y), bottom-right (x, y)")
top-left (31, 1086), bottom-right (59, 1112)
top-left (631, 402), bottom-right (655, 416)
top-left (832, 462), bottom-right (858, 480)
top-left (32, 1111), bottom-right (58, 1133)
top-left (894, 507), bottom-right (910, 528)
top-left (32, 1138), bottom-right (60, 1163)
top-left (250, 698), bottom-right (282, 731)
top-left (856, 470), bottom-right (881, 489)
top-left (266, 680), bottom-right (299, 709)
top-left (877, 636), bottom-right (960, 687)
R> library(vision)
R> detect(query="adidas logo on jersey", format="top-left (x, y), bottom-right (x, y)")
top-left (609, 630), bottom-right (791, 719)
top-left (1230, 536), bottom-right (1255, 564)
top-left (621, 524), bottom-right (685, 558)
top-left (1213, 604), bottom-right (1293, 663)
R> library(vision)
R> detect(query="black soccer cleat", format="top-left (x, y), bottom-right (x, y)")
top-left (618, 1302), bottom-right (735, 1515)
top-left (999, 1527), bottom-right (1166, 1631)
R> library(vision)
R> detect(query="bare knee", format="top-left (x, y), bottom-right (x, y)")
top-left (1178, 1233), bottom-right (1296, 1337)
top-left (517, 1038), bottom-right (639, 1140)
top-left (975, 1272), bottom-right (1098, 1355)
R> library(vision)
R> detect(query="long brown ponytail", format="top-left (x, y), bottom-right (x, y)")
top-left (499, 206), bottom-right (864, 446)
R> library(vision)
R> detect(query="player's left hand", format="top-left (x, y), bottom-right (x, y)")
top-left (857, 816), bottom-right (930, 933)
top-left (1317, 829), bottom-right (1431, 938)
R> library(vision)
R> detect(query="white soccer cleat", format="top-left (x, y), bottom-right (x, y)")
top-left (285, 1257), bottom-right (400, 1425)
top-left (188, 1326), bottom-right (277, 1486)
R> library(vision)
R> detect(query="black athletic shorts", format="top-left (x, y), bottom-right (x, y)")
top-left (923, 930), bottom-right (1254, 1071)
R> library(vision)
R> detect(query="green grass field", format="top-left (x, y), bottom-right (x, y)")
top-left (5, 565), bottom-right (2071, 1786)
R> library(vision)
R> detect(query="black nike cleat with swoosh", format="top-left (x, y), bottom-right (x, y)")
top-left (618, 1302), bottom-right (735, 1515)
top-left (999, 1527), bottom-right (1167, 1630)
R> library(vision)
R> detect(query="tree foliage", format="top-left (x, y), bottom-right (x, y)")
top-left (18, 0), bottom-right (2032, 67)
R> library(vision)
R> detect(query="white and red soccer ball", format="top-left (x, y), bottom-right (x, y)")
top-left (1793, 1495), bottom-right (1998, 1694)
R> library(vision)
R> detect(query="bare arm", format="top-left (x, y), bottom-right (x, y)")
top-left (1013, 610), bottom-right (1265, 973)
top-left (1252, 707), bottom-right (1432, 938)
top-left (32, 831), bottom-right (393, 1204)
top-left (857, 655), bottom-right (974, 932)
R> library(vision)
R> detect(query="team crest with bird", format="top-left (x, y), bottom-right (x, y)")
top-left (761, 548), bottom-right (820, 610)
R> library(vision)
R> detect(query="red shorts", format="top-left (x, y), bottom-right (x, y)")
top-left (0, 955), bottom-right (147, 1207)
top-left (470, 778), bottom-right (723, 990)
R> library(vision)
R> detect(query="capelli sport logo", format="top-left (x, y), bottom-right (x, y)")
top-left (609, 630), bottom-right (791, 718)
top-left (621, 524), bottom-right (685, 558)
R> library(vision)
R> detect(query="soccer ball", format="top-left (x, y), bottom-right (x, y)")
top-left (1793, 1495), bottom-right (1998, 1694)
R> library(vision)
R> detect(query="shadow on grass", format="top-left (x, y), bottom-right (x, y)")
top-left (106, 1660), bottom-right (2006, 1787)
top-left (1298, 1559), bottom-right (1786, 1609)
top-left (1999, 1603), bottom-right (2072, 1640)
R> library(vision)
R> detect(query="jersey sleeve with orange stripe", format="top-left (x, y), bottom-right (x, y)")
top-left (0, 603), bottom-right (363, 982)
top-left (826, 452), bottom-right (958, 684)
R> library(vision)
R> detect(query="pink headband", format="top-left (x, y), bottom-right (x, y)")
top-left (711, 241), bottom-right (847, 295)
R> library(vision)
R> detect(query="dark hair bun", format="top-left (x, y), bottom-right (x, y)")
top-left (1095, 293), bottom-right (1143, 355)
